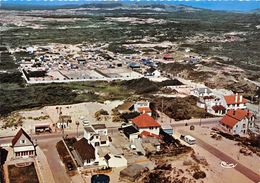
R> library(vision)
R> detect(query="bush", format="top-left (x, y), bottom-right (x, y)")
top-left (193, 171), bottom-right (206, 179)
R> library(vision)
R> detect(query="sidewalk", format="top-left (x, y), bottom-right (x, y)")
top-left (35, 146), bottom-right (55, 183)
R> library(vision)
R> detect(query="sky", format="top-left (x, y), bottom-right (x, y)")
top-left (1, 0), bottom-right (260, 12)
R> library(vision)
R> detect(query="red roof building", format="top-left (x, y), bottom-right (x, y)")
top-left (132, 114), bottom-right (161, 135)
top-left (224, 95), bottom-right (247, 105)
top-left (139, 130), bottom-right (161, 139)
top-left (219, 109), bottom-right (255, 134)
top-left (163, 54), bottom-right (173, 60)
top-left (137, 107), bottom-right (152, 115)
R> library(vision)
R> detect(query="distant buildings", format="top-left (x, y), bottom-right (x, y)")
top-left (219, 109), bottom-right (255, 135)
top-left (191, 87), bottom-right (212, 97)
top-left (12, 128), bottom-right (36, 158)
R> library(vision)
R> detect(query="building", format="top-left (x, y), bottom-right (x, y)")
top-left (163, 54), bottom-right (173, 60)
top-left (84, 124), bottom-right (110, 147)
top-left (120, 164), bottom-right (148, 182)
top-left (134, 101), bottom-right (150, 113)
top-left (131, 114), bottom-right (161, 135)
top-left (122, 126), bottom-right (139, 143)
top-left (161, 123), bottom-right (173, 135)
top-left (116, 101), bottom-right (134, 114)
top-left (223, 94), bottom-right (247, 111)
top-left (12, 128), bottom-right (36, 158)
top-left (57, 115), bottom-right (72, 129)
top-left (191, 87), bottom-right (212, 97)
top-left (219, 109), bottom-right (255, 135)
top-left (145, 67), bottom-right (161, 78)
top-left (72, 138), bottom-right (98, 167)
top-left (100, 154), bottom-right (127, 168)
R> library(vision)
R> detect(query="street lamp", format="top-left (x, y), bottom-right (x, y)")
top-left (76, 121), bottom-right (79, 138)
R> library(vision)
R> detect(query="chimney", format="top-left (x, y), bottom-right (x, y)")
top-left (240, 95), bottom-right (243, 102)
top-left (233, 110), bottom-right (236, 116)
top-left (235, 93), bottom-right (238, 103)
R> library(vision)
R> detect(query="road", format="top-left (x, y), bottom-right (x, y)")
top-left (0, 132), bottom-right (78, 183)
top-left (179, 129), bottom-right (260, 183)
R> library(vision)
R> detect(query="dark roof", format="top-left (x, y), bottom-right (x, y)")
top-left (212, 105), bottom-right (226, 112)
top-left (92, 124), bottom-right (106, 130)
top-left (146, 67), bottom-right (156, 73)
top-left (12, 128), bottom-right (33, 146)
top-left (84, 127), bottom-right (95, 133)
top-left (104, 154), bottom-right (111, 161)
top-left (123, 126), bottom-right (139, 138)
top-left (73, 138), bottom-right (95, 160)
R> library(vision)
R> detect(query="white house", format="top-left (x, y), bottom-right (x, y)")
top-left (73, 138), bottom-right (99, 167)
top-left (131, 114), bottom-right (161, 136)
top-left (133, 101), bottom-right (152, 116)
top-left (219, 109), bottom-right (255, 135)
top-left (84, 124), bottom-right (110, 147)
top-left (222, 94), bottom-right (247, 111)
top-left (191, 87), bottom-right (212, 97)
top-left (145, 68), bottom-right (161, 78)
top-left (12, 128), bottom-right (36, 158)
top-left (122, 125), bottom-right (139, 143)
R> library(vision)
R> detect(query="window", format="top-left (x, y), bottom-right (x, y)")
top-left (243, 124), bottom-right (246, 128)
top-left (101, 141), bottom-right (106, 145)
top-left (20, 140), bottom-right (26, 144)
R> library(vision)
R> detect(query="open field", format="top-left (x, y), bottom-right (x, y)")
top-left (8, 163), bottom-right (39, 183)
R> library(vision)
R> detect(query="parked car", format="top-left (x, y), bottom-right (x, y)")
top-left (66, 163), bottom-right (73, 171)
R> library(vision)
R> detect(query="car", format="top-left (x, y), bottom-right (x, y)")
top-left (66, 163), bottom-right (73, 171)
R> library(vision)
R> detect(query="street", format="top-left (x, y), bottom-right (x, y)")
top-left (179, 129), bottom-right (260, 183)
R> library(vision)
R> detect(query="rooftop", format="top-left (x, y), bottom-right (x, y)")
top-left (132, 114), bottom-right (161, 128)
top-left (92, 124), bottom-right (106, 130)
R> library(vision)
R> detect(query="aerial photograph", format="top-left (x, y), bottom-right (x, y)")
top-left (0, 0), bottom-right (259, 182)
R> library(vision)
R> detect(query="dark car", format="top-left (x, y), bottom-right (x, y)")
top-left (66, 162), bottom-right (73, 171)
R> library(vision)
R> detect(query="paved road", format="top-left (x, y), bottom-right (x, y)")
top-left (179, 130), bottom-right (260, 183)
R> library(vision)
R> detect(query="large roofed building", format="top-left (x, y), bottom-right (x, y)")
top-left (132, 114), bottom-right (161, 135)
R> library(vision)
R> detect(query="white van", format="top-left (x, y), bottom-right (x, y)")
top-left (184, 135), bottom-right (196, 145)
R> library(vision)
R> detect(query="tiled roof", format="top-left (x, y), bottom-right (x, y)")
top-left (224, 95), bottom-right (247, 105)
top-left (132, 114), bottom-right (161, 128)
top-left (12, 128), bottom-right (33, 146)
top-left (212, 105), bottom-right (226, 112)
top-left (137, 107), bottom-right (151, 114)
top-left (73, 138), bottom-right (95, 160)
top-left (139, 131), bottom-right (161, 139)
top-left (220, 109), bottom-right (253, 128)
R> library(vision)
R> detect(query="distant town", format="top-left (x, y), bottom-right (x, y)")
top-left (0, 2), bottom-right (260, 183)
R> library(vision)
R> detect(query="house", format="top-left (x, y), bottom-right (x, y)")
top-left (116, 101), bottom-right (134, 114)
top-left (77, 57), bottom-right (86, 65)
top-left (57, 115), bottom-right (72, 129)
top-left (219, 109), bottom-right (255, 135)
top-left (128, 62), bottom-right (140, 69)
top-left (72, 138), bottom-right (99, 167)
top-left (100, 154), bottom-right (127, 168)
top-left (120, 164), bottom-right (148, 182)
top-left (191, 87), bottom-right (212, 97)
top-left (83, 124), bottom-right (110, 147)
top-left (223, 94), bottom-right (247, 111)
top-left (163, 54), bottom-right (173, 60)
top-left (131, 114), bottom-right (161, 135)
top-left (145, 67), bottom-right (161, 78)
top-left (12, 128), bottom-right (36, 158)
top-left (134, 101), bottom-right (151, 116)
top-left (122, 126), bottom-right (139, 143)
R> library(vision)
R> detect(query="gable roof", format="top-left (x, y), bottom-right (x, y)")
top-left (224, 95), bottom-right (247, 105)
top-left (12, 128), bottom-right (33, 146)
top-left (137, 107), bottom-right (151, 114)
top-left (220, 109), bottom-right (253, 128)
top-left (212, 105), bottom-right (226, 112)
top-left (73, 138), bottom-right (95, 160)
top-left (123, 126), bottom-right (139, 138)
top-left (139, 131), bottom-right (161, 139)
top-left (132, 114), bottom-right (161, 128)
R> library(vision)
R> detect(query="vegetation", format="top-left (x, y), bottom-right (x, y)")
top-left (8, 163), bottom-right (39, 183)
